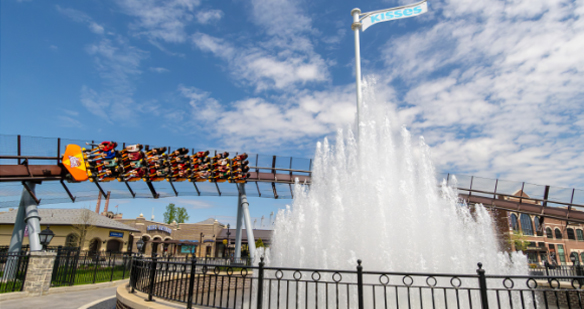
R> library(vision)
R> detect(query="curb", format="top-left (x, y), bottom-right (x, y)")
top-left (47, 279), bottom-right (129, 295)
top-left (116, 284), bottom-right (195, 309)
top-left (78, 295), bottom-right (116, 309)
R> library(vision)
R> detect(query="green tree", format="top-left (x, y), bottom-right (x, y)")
top-left (163, 203), bottom-right (177, 224)
top-left (509, 231), bottom-right (530, 251)
top-left (255, 238), bottom-right (265, 248)
top-left (177, 207), bottom-right (190, 223)
top-left (163, 203), bottom-right (190, 224)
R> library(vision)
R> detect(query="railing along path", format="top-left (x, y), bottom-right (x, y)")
top-left (129, 257), bottom-right (584, 309)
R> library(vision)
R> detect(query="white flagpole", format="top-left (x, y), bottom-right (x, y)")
top-left (350, 2), bottom-right (427, 141)
top-left (351, 8), bottom-right (362, 140)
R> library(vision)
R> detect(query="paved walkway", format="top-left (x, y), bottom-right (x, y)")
top-left (0, 286), bottom-right (118, 309)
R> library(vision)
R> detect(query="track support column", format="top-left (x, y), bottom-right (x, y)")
top-left (238, 183), bottom-right (256, 261)
top-left (3, 181), bottom-right (42, 281)
top-left (23, 182), bottom-right (42, 251)
top-left (234, 190), bottom-right (243, 259)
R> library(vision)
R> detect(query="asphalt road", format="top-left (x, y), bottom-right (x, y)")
top-left (87, 297), bottom-right (116, 309)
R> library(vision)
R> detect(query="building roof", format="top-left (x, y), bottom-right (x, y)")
top-left (116, 216), bottom-right (224, 227)
top-left (0, 208), bottom-right (139, 232)
top-left (196, 218), bottom-right (222, 225)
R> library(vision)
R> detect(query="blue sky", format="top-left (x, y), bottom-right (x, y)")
top-left (1, 0), bottom-right (583, 224)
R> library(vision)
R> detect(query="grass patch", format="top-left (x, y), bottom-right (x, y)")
top-left (0, 281), bottom-right (24, 293)
top-left (51, 266), bottom-right (129, 287)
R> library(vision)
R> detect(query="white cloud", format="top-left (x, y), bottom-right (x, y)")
top-left (149, 67), bottom-right (169, 73)
top-left (191, 0), bottom-right (331, 92)
top-left (192, 32), bottom-right (328, 91)
top-left (377, 0), bottom-right (584, 187)
top-left (80, 37), bottom-right (151, 124)
top-left (115, 0), bottom-right (201, 43)
top-left (176, 83), bottom-right (360, 151)
top-left (163, 197), bottom-right (214, 209)
top-left (249, 0), bottom-right (313, 38)
top-left (196, 9), bottom-right (223, 24)
top-left (56, 6), bottom-right (105, 34)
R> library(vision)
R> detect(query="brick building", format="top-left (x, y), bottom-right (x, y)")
top-left (493, 190), bottom-right (584, 265)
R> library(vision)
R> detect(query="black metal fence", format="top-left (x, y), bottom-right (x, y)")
top-left (529, 263), bottom-right (584, 283)
top-left (51, 248), bottom-right (133, 287)
top-left (130, 258), bottom-right (584, 309)
top-left (0, 252), bottom-right (30, 293)
top-left (144, 256), bottom-right (251, 267)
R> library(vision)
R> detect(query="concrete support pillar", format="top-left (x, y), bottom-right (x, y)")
top-left (22, 252), bottom-right (57, 296)
top-left (3, 182), bottom-right (41, 281)
top-left (234, 191), bottom-right (243, 259)
top-left (24, 190), bottom-right (42, 252)
top-left (7, 188), bottom-right (28, 254)
top-left (239, 184), bottom-right (256, 261)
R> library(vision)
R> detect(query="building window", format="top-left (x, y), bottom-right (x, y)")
top-left (555, 228), bottom-right (563, 239)
top-left (567, 228), bottom-right (576, 240)
top-left (527, 252), bottom-right (538, 264)
top-left (539, 252), bottom-right (547, 264)
top-left (534, 216), bottom-right (542, 236)
top-left (65, 233), bottom-right (79, 247)
top-left (570, 252), bottom-right (580, 264)
top-left (577, 230), bottom-right (584, 241)
top-left (558, 244), bottom-right (566, 264)
top-left (546, 228), bottom-right (553, 238)
top-left (581, 253), bottom-right (584, 264)
top-left (520, 214), bottom-right (534, 235)
top-left (510, 214), bottom-right (519, 231)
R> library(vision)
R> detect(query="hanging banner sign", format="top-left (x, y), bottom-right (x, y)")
top-left (360, 0), bottom-right (428, 31)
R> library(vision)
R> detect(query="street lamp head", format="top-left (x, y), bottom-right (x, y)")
top-left (136, 239), bottom-right (145, 252)
top-left (39, 225), bottom-right (55, 249)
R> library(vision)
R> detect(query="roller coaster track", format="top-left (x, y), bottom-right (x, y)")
top-left (0, 135), bottom-right (582, 223)
top-left (0, 155), bottom-right (311, 201)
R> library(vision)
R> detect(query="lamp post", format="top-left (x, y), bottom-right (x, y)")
top-left (199, 232), bottom-right (204, 257)
top-left (39, 225), bottom-right (55, 251)
top-left (136, 239), bottom-right (144, 256)
top-left (226, 224), bottom-right (231, 259)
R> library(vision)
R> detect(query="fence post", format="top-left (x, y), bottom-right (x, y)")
top-left (51, 246), bottom-right (62, 284)
top-left (544, 261), bottom-right (552, 284)
top-left (477, 263), bottom-right (489, 309)
top-left (110, 254), bottom-right (116, 282)
top-left (130, 257), bottom-right (136, 293)
top-left (69, 249), bottom-right (80, 286)
top-left (256, 257), bottom-right (265, 309)
top-left (356, 259), bottom-right (364, 309)
top-left (147, 256), bottom-right (158, 301)
top-left (122, 254), bottom-right (127, 279)
top-left (93, 252), bottom-right (100, 284)
top-left (187, 257), bottom-right (197, 309)
top-left (62, 248), bottom-right (71, 285)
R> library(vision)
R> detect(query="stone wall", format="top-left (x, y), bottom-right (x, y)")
top-left (22, 252), bottom-right (56, 296)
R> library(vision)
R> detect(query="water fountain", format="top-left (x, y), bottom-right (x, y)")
top-left (268, 79), bottom-right (527, 275)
